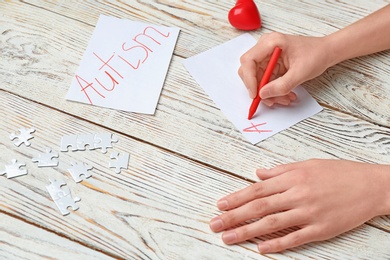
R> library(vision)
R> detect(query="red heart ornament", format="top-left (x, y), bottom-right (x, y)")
top-left (228, 0), bottom-right (262, 31)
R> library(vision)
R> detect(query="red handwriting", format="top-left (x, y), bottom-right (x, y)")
top-left (75, 75), bottom-right (105, 104)
top-left (76, 26), bottom-right (171, 104)
top-left (243, 122), bottom-right (272, 134)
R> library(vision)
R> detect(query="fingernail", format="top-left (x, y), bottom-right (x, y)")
top-left (262, 99), bottom-right (274, 107)
top-left (222, 231), bottom-right (237, 244)
top-left (209, 218), bottom-right (223, 231)
top-left (260, 88), bottom-right (270, 99)
top-left (289, 92), bottom-right (297, 100)
top-left (217, 200), bottom-right (229, 210)
top-left (258, 243), bottom-right (271, 254)
top-left (256, 168), bottom-right (267, 176)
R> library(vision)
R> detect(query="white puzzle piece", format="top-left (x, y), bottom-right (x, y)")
top-left (60, 135), bottom-right (79, 152)
top-left (109, 152), bottom-right (129, 174)
top-left (68, 161), bottom-right (93, 183)
top-left (46, 179), bottom-right (80, 216)
top-left (0, 159), bottom-right (28, 178)
top-left (94, 133), bottom-right (118, 154)
top-left (10, 127), bottom-right (35, 147)
top-left (60, 133), bottom-right (117, 153)
top-left (32, 148), bottom-right (59, 167)
top-left (46, 179), bottom-right (70, 200)
top-left (76, 134), bottom-right (97, 151)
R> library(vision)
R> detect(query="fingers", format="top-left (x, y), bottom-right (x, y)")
top-left (239, 33), bottom-right (286, 99)
top-left (220, 209), bottom-right (306, 245)
top-left (239, 57), bottom-right (298, 105)
top-left (257, 227), bottom-right (318, 254)
top-left (215, 163), bottom-right (302, 213)
top-left (261, 92), bottom-right (297, 107)
top-left (238, 59), bottom-right (259, 98)
top-left (259, 68), bottom-right (300, 100)
top-left (216, 173), bottom-right (292, 211)
top-left (256, 161), bottom-right (302, 180)
top-left (211, 192), bottom-right (294, 233)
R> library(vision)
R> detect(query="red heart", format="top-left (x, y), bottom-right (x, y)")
top-left (228, 0), bottom-right (262, 31)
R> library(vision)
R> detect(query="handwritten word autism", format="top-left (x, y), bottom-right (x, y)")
top-left (75, 26), bottom-right (171, 104)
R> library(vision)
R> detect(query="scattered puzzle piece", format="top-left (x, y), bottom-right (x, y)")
top-left (109, 152), bottom-right (129, 174)
top-left (60, 133), bottom-right (117, 153)
top-left (95, 133), bottom-right (118, 154)
top-left (68, 161), bottom-right (93, 183)
top-left (32, 148), bottom-right (59, 167)
top-left (76, 134), bottom-right (97, 151)
top-left (0, 159), bottom-right (28, 178)
top-left (46, 179), bottom-right (80, 216)
top-left (55, 194), bottom-right (81, 216)
top-left (60, 135), bottom-right (79, 152)
top-left (46, 178), bottom-right (70, 200)
top-left (10, 127), bottom-right (35, 147)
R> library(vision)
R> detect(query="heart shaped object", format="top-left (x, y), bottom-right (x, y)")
top-left (228, 0), bottom-right (262, 31)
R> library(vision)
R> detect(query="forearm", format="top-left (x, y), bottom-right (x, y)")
top-left (380, 165), bottom-right (390, 216)
top-left (325, 4), bottom-right (390, 66)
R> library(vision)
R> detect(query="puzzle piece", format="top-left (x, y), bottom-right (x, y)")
top-left (32, 148), bottom-right (59, 167)
top-left (9, 127), bottom-right (35, 147)
top-left (46, 178), bottom-right (70, 200)
top-left (109, 152), bottom-right (129, 174)
top-left (94, 133), bottom-right (118, 153)
top-left (54, 194), bottom-right (81, 216)
top-left (0, 159), bottom-right (28, 178)
top-left (60, 133), bottom-right (117, 153)
top-left (60, 135), bottom-right (79, 152)
top-left (46, 179), bottom-right (80, 216)
top-left (68, 161), bottom-right (93, 183)
top-left (76, 134), bottom-right (97, 151)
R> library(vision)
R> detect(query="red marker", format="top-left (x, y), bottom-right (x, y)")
top-left (248, 46), bottom-right (282, 120)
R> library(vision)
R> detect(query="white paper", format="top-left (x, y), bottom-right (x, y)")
top-left (183, 34), bottom-right (323, 144)
top-left (66, 15), bottom-right (180, 114)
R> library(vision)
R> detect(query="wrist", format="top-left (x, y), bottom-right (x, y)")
top-left (322, 33), bottom-right (348, 68)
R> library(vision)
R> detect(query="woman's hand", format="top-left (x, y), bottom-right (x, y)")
top-left (238, 33), bottom-right (333, 106)
top-left (209, 159), bottom-right (390, 254)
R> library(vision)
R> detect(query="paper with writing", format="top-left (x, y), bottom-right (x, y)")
top-left (66, 15), bottom-right (180, 114)
top-left (183, 34), bottom-right (323, 144)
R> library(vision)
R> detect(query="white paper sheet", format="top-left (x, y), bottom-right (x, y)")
top-left (66, 15), bottom-right (180, 114)
top-left (183, 34), bottom-right (323, 144)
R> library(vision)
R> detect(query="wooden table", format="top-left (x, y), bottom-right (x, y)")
top-left (1, 1), bottom-right (390, 259)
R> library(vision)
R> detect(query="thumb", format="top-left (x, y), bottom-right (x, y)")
top-left (259, 70), bottom-right (300, 99)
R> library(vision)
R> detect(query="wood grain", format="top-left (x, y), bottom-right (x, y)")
top-left (2, 90), bottom-right (390, 259)
top-left (0, 213), bottom-right (113, 259)
top-left (1, 0), bottom-right (390, 178)
top-left (21, 0), bottom-right (390, 127)
top-left (1, 0), bottom-right (390, 258)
